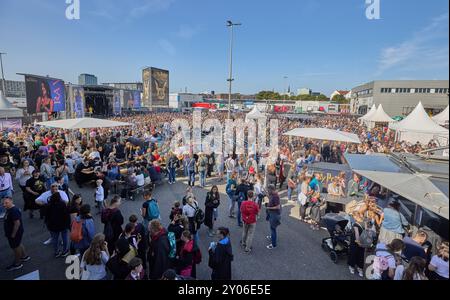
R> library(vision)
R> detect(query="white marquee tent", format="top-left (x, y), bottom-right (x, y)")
top-left (364, 104), bottom-right (396, 129)
top-left (432, 105), bottom-right (449, 126)
top-left (390, 102), bottom-right (449, 145)
top-left (0, 90), bottom-right (23, 119)
top-left (245, 105), bottom-right (266, 121)
top-left (358, 104), bottom-right (376, 123)
top-left (284, 127), bottom-right (361, 144)
top-left (37, 118), bottom-right (132, 130)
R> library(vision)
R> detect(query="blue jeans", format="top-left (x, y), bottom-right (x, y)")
top-left (184, 164), bottom-right (189, 177)
top-left (270, 225), bottom-right (277, 247)
top-left (236, 201), bottom-right (243, 226)
top-left (199, 170), bottom-right (206, 187)
top-left (51, 229), bottom-right (69, 254)
top-left (188, 170), bottom-right (196, 186)
top-left (168, 167), bottom-right (176, 183)
top-left (226, 171), bottom-right (232, 182)
top-left (63, 174), bottom-right (69, 186)
top-left (0, 188), bottom-right (12, 216)
top-left (287, 187), bottom-right (293, 200)
top-left (227, 192), bottom-right (235, 217)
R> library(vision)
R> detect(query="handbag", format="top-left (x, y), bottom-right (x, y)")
top-left (298, 193), bottom-right (308, 206)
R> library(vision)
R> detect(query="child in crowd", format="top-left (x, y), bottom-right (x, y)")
top-left (95, 179), bottom-right (105, 214)
top-left (170, 201), bottom-right (183, 221)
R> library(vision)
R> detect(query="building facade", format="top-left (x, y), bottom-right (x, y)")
top-left (297, 88), bottom-right (311, 96)
top-left (169, 93), bottom-right (205, 110)
top-left (78, 74), bottom-right (98, 86)
top-left (350, 80), bottom-right (449, 116)
top-left (103, 82), bottom-right (143, 91)
top-left (0, 80), bottom-right (27, 108)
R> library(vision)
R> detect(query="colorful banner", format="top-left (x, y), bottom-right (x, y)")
top-left (25, 75), bottom-right (66, 114)
top-left (133, 91), bottom-right (141, 109)
top-left (0, 119), bottom-right (22, 130)
top-left (72, 86), bottom-right (85, 118)
top-left (113, 90), bottom-right (122, 115)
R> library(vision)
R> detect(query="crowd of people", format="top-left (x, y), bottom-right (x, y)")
top-left (0, 110), bottom-right (447, 280)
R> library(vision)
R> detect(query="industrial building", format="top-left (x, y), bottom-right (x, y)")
top-left (350, 80), bottom-right (449, 116)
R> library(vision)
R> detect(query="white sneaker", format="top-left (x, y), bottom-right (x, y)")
top-left (348, 266), bottom-right (355, 274)
top-left (43, 237), bottom-right (53, 245)
top-left (357, 268), bottom-right (364, 278)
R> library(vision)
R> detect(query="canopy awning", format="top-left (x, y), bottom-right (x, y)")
top-left (284, 128), bottom-right (361, 144)
top-left (246, 106), bottom-right (266, 120)
top-left (353, 169), bottom-right (448, 220)
top-left (432, 106), bottom-right (449, 126)
top-left (37, 118), bottom-right (132, 129)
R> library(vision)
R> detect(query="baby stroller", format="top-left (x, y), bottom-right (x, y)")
top-left (321, 213), bottom-right (351, 263)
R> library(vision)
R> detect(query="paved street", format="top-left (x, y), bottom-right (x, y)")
top-left (0, 174), bottom-right (357, 280)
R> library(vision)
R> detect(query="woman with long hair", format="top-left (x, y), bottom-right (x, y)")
top-left (205, 185), bottom-right (220, 237)
top-left (80, 233), bottom-right (110, 280)
top-left (36, 81), bottom-right (54, 114)
top-left (428, 241), bottom-right (449, 280)
top-left (401, 256), bottom-right (427, 280)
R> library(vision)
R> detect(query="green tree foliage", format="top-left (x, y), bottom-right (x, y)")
top-left (331, 94), bottom-right (349, 103)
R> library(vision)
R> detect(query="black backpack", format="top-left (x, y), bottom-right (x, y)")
top-left (189, 202), bottom-right (205, 225)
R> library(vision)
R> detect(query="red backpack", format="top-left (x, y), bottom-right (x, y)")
top-left (70, 219), bottom-right (84, 243)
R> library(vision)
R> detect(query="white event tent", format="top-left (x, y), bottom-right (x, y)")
top-left (37, 117), bottom-right (132, 130)
top-left (358, 104), bottom-right (376, 123)
top-left (364, 104), bottom-right (396, 129)
top-left (245, 105), bottom-right (266, 121)
top-left (432, 105), bottom-right (449, 126)
top-left (284, 127), bottom-right (361, 144)
top-left (390, 102), bottom-right (449, 145)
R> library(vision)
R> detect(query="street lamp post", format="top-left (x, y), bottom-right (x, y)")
top-left (0, 52), bottom-right (7, 96)
top-left (227, 21), bottom-right (241, 119)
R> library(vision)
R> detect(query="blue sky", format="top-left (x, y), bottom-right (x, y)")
top-left (0, 0), bottom-right (448, 96)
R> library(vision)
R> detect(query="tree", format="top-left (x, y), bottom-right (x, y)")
top-left (332, 94), bottom-right (349, 103)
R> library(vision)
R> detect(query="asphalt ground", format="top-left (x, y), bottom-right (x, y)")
top-left (0, 173), bottom-right (358, 280)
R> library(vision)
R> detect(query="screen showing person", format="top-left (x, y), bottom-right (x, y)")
top-left (36, 80), bottom-right (54, 114)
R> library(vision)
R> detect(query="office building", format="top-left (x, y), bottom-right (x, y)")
top-left (350, 80), bottom-right (449, 116)
top-left (78, 74), bottom-right (98, 86)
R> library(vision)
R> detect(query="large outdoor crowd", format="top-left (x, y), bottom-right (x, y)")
top-left (0, 111), bottom-right (447, 280)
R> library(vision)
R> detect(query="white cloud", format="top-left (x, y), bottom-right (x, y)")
top-left (129, 0), bottom-right (175, 18)
top-left (159, 39), bottom-right (176, 55)
top-left (176, 24), bottom-right (200, 40)
top-left (377, 13), bottom-right (449, 74)
top-left (89, 0), bottom-right (175, 20)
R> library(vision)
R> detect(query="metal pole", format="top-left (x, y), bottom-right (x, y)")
top-left (227, 25), bottom-right (234, 119)
top-left (0, 53), bottom-right (6, 96)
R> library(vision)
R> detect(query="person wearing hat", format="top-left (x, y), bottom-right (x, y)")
top-left (378, 199), bottom-right (409, 245)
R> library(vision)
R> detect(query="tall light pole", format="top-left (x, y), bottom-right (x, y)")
top-left (0, 52), bottom-right (6, 96)
top-left (227, 20), bottom-right (241, 119)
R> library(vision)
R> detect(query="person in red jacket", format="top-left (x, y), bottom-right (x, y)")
top-left (240, 191), bottom-right (259, 254)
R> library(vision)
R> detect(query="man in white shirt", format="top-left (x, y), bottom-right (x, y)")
top-left (225, 156), bottom-right (235, 181)
top-left (0, 167), bottom-right (14, 219)
top-left (35, 184), bottom-right (69, 205)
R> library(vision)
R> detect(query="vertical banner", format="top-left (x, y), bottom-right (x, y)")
top-left (113, 90), bottom-right (122, 115)
top-left (150, 67), bottom-right (169, 107)
top-left (142, 68), bottom-right (151, 108)
top-left (133, 91), bottom-right (141, 109)
top-left (72, 86), bottom-right (85, 118)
